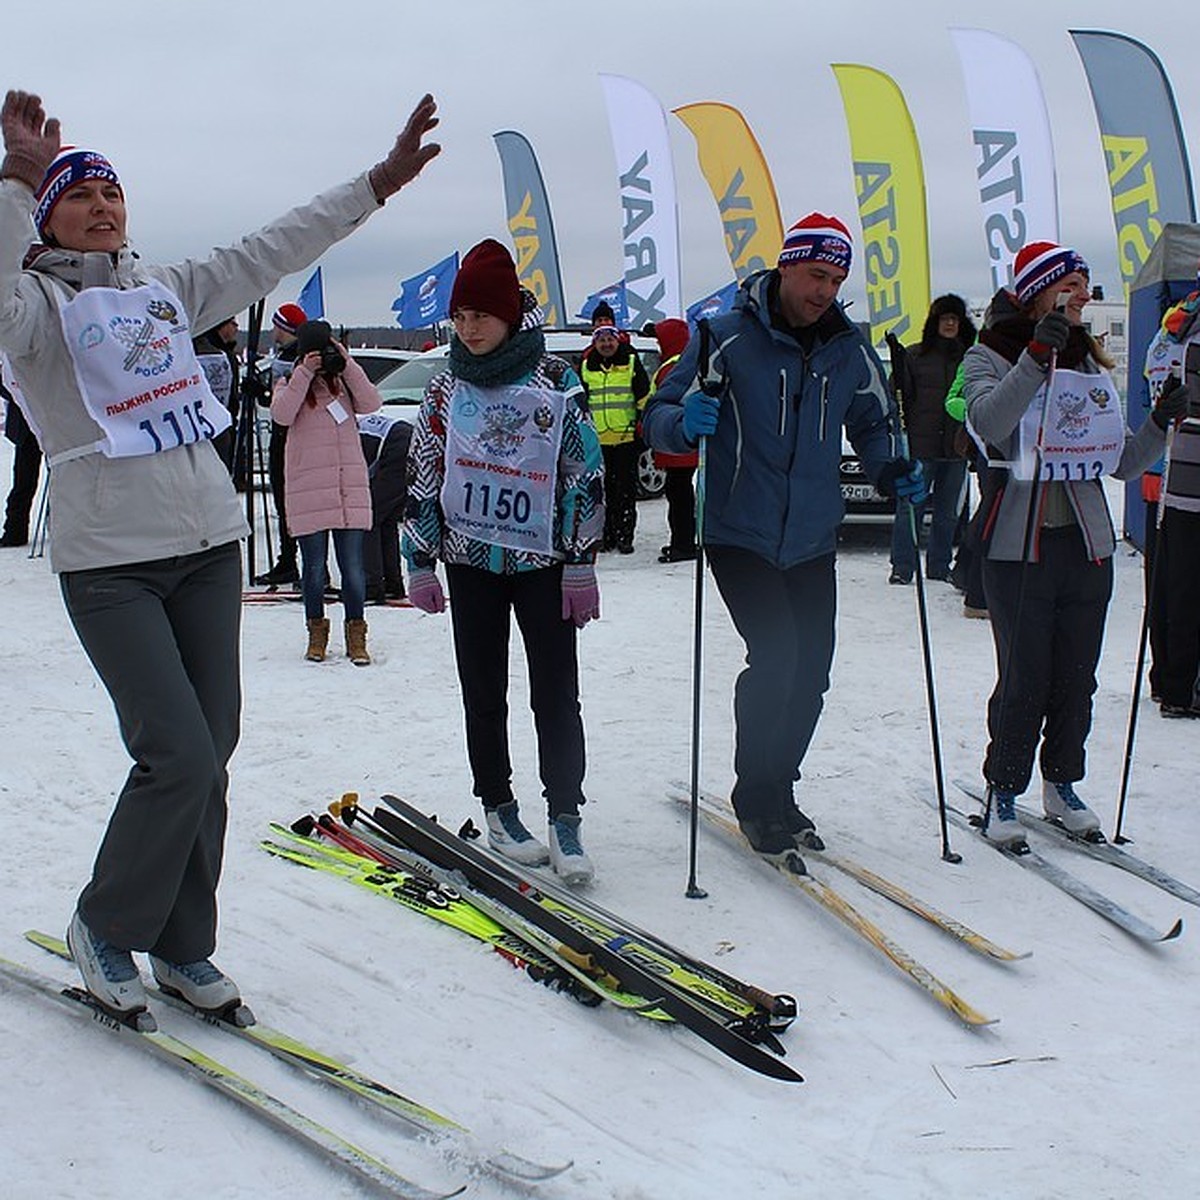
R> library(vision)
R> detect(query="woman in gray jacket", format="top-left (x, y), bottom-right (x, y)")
top-left (0, 88), bottom-right (438, 1022)
top-left (963, 241), bottom-right (1171, 850)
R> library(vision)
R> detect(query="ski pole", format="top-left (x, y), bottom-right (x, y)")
top-left (686, 435), bottom-right (708, 899)
top-left (889, 345), bottom-right (959, 864)
top-left (1114, 422), bottom-right (1174, 843)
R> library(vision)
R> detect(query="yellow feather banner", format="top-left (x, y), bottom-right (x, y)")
top-left (674, 102), bottom-right (784, 282)
top-left (831, 65), bottom-right (931, 346)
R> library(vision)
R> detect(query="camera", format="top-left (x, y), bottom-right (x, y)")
top-left (295, 319), bottom-right (346, 377)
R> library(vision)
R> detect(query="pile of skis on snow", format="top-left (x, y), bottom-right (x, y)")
top-left (263, 793), bottom-right (806, 1085)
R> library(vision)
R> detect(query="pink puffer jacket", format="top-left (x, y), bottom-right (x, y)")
top-left (271, 355), bottom-right (382, 536)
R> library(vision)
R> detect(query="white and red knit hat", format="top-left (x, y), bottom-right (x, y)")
top-left (1012, 241), bottom-right (1090, 306)
top-left (777, 213), bottom-right (853, 274)
top-left (272, 303), bottom-right (308, 336)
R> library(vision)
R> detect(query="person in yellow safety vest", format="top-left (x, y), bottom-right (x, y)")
top-left (579, 319), bottom-right (650, 553)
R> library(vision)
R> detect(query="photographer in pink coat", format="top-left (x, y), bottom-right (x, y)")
top-left (271, 319), bottom-right (382, 665)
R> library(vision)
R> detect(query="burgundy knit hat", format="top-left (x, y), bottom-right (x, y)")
top-left (778, 212), bottom-right (853, 273)
top-left (272, 303), bottom-right (308, 336)
top-left (1012, 241), bottom-right (1089, 306)
top-left (450, 239), bottom-right (521, 326)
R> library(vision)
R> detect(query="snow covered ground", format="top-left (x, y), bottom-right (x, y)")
top-left (1, 450), bottom-right (1197, 1200)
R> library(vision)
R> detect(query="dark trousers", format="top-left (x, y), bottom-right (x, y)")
top-left (602, 441), bottom-right (638, 549)
top-left (706, 546), bottom-right (837, 821)
top-left (890, 458), bottom-right (967, 579)
top-left (663, 466), bottom-right (696, 551)
top-left (1151, 507), bottom-right (1200, 707)
top-left (3, 426), bottom-right (42, 542)
top-left (61, 543), bottom-right (242, 960)
top-left (981, 528), bottom-right (1112, 793)
top-left (446, 563), bottom-right (586, 819)
top-left (268, 422), bottom-right (297, 566)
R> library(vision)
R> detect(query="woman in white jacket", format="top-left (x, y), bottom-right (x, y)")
top-left (0, 88), bottom-right (437, 1021)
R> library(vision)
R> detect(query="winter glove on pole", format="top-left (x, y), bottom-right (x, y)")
top-left (878, 457), bottom-right (929, 505)
top-left (682, 391), bottom-right (720, 444)
top-left (1152, 374), bottom-right (1193, 430)
top-left (1028, 311), bottom-right (1070, 364)
top-left (369, 94), bottom-right (441, 202)
top-left (561, 564), bottom-right (600, 628)
top-left (406, 567), bottom-right (446, 614)
top-left (0, 90), bottom-right (60, 190)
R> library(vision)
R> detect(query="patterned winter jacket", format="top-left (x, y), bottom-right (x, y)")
top-left (402, 350), bottom-right (604, 574)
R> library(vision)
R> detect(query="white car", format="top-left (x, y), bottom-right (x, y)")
top-left (374, 331), bottom-right (667, 498)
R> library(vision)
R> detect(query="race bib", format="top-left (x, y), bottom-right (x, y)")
top-left (59, 280), bottom-right (231, 458)
top-left (1011, 367), bottom-right (1125, 482)
top-left (441, 381), bottom-right (564, 554)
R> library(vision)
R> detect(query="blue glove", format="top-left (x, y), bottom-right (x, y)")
top-left (682, 390), bottom-right (720, 443)
top-left (878, 457), bottom-right (928, 505)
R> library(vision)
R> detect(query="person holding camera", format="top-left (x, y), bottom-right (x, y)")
top-left (0, 87), bottom-right (438, 1019)
top-left (271, 319), bottom-right (382, 665)
top-left (962, 241), bottom-right (1173, 848)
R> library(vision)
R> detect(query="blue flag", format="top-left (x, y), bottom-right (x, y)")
top-left (576, 281), bottom-right (629, 324)
top-left (298, 267), bottom-right (325, 319)
top-left (686, 282), bottom-right (738, 326)
top-left (393, 252), bottom-right (459, 328)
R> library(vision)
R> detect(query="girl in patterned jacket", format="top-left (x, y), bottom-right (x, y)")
top-left (402, 239), bottom-right (604, 884)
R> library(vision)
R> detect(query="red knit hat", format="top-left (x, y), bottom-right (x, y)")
top-left (450, 239), bottom-right (521, 326)
top-left (778, 213), bottom-right (853, 273)
top-left (272, 303), bottom-right (308, 335)
top-left (1012, 241), bottom-right (1089, 306)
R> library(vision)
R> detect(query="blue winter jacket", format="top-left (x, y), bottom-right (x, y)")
top-left (643, 270), bottom-right (896, 568)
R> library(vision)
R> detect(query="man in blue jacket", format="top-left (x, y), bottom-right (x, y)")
top-left (644, 213), bottom-right (926, 859)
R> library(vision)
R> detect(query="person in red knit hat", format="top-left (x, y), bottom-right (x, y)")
top-left (961, 238), bottom-right (1180, 848)
top-left (402, 239), bottom-right (606, 884)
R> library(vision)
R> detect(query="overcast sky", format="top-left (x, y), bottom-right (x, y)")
top-left (3, 0), bottom-right (1196, 329)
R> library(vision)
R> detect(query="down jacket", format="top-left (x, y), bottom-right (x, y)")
top-left (271, 357), bottom-right (381, 536)
top-left (643, 269), bottom-right (895, 569)
top-left (0, 174), bottom-right (381, 571)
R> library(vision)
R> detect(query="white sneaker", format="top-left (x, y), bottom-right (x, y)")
top-left (66, 911), bottom-right (148, 1014)
top-left (150, 956), bottom-right (241, 1012)
top-left (549, 815), bottom-right (594, 885)
top-left (983, 791), bottom-right (1027, 849)
top-left (485, 802), bottom-right (550, 866)
top-left (1042, 781), bottom-right (1101, 836)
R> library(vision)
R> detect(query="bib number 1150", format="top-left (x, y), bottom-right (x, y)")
top-left (462, 481), bottom-right (531, 524)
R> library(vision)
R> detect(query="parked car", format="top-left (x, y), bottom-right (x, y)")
top-left (347, 346), bottom-right (421, 383)
top-left (373, 331), bottom-right (667, 498)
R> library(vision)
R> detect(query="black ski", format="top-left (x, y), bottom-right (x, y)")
top-left (373, 794), bottom-right (803, 1084)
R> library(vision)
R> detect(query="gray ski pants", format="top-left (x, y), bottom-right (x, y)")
top-left (61, 542), bottom-right (242, 961)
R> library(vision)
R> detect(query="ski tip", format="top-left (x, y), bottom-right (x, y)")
top-left (1161, 918), bottom-right (1184, 942)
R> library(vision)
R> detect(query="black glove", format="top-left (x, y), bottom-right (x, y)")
top-left (1030, 310), bottom-right (1070, 356)
top-left (1152, 374), bottom-right (1194, 430)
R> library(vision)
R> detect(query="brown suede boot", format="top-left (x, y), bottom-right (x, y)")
top-left (345, 618), bottom-right (370, 666)
top-left (305, 617), bottom-right (330, 662)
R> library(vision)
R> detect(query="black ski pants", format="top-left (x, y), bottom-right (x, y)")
top-left (61, 542), bottom-right (242, 961)
top-left (446, 563), bottom-right (586, 820)
top-left (1151, 507), bottom-right (1200, 708)
top-left (706, 547), bottom-right (836, 822)
top-left (601, 441), bottom-right (638, 550)
top-left (981, 527), bottom-right (1112, 794)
